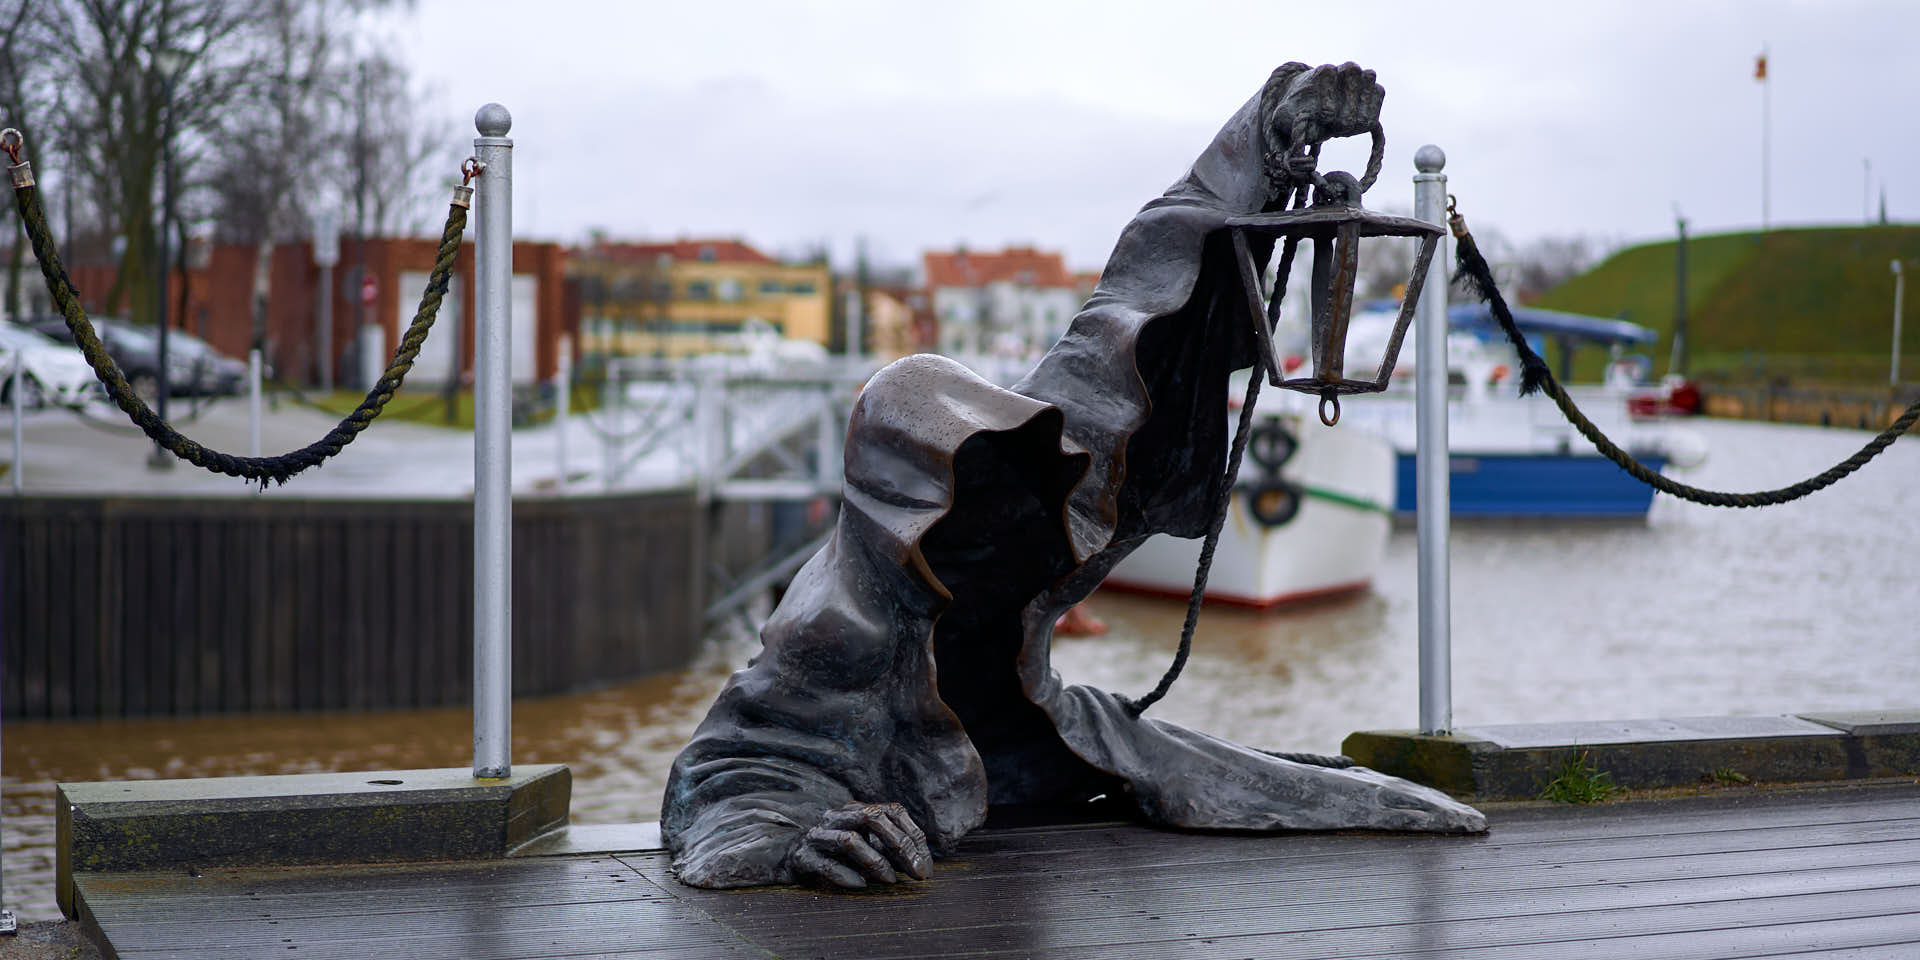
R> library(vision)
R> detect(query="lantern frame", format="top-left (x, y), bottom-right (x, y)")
top-left (1228, 204), bottom-right (1444, 401)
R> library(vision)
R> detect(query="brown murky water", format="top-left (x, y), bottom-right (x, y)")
top-left (6, 418), bottom-right (1917, 921)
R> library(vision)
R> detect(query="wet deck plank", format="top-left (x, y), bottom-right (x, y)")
top-left (74, 783), bottom-right (1920, 959)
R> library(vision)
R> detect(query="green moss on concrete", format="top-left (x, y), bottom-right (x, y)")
top-left (1348, 717), bottom-right (1920, 804)
top-left (1340, 731), bottom-right (1495, 797)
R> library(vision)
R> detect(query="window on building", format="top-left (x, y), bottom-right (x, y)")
top-left (698, 245), bottom-right (717, 262)
top-left (759, 280), bottom-right (784, 296)
top-left (717, 278), bottom-right (744, 302)
top-left (686, 280), bottom-right (713, 300)
top-left (788, 281), bottom-right (817, 295)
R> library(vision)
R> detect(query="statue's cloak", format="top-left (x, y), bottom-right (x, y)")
top-left (663, 89), bottom-right (1480, 888)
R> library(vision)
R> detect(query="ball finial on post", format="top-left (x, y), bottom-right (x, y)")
top-left (1414, 144), bottom-right (1446, 174)
top-left (475, 103), bottom-right (513, 138)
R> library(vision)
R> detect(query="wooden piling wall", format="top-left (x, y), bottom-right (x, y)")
top-left (0, 492), bottom-right (706, 719)
top-left (1703, 382), bottom-right (1920, 431)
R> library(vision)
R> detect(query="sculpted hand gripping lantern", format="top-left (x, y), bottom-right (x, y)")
top-left (662, 62), bottom-right (1483, 892)
top-left (1228, 103), bottom-right (1444, 426)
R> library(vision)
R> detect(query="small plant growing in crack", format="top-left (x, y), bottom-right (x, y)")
top-left (1539, 750), bottom-right (1619, 804)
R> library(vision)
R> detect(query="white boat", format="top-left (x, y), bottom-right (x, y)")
top-left (1103, 395), bottom-right (1396, 609)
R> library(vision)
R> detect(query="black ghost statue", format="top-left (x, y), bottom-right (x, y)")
top-left (662, 62), bottom-right (1487, 890)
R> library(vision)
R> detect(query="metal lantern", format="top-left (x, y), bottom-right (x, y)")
top-left (1228, 160), bottom-right (1443, 425)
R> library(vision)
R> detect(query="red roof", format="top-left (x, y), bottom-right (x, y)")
top-left (580, 239), bottom-right (776, 265)
top-left (923, 246), bottom-right (1076, 290)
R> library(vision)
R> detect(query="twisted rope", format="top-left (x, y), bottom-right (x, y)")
top-left (12, 170), bottom-right (468, 486)
top-left (1450, 202), bottom-right (1917, 508)
top-left (1126, 178), bottom-right (1313, 718)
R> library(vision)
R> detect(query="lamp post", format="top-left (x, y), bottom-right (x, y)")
top-left (312, 209), bottom-right (339, 392)
top-left (146, 46), bottom-right (187, 470)
top-left (1893, 260), bottom-right (1906, 387)
top-left (1671, 214), bottom-right (1689, 378)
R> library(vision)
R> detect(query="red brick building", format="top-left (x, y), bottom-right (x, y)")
top-left (56, 236), bottom-right (568, 388)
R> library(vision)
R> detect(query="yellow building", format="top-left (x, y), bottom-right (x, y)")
top-left (569, 239), bottom-right (832, 358)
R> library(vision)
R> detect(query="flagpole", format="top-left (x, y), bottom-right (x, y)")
top-left (1759, 45), bottom-right (1770, 232)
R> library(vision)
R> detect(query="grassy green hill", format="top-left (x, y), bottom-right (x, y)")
top-left (1531, 225), bottom-right (1920, 383)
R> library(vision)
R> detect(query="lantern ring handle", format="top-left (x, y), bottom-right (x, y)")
top-left (1318, 392), bottom-right (1341, 427)
top-left (1356, 123), bottom-right (1385, 194)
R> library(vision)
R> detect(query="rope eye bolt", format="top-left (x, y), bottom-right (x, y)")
top-left (462, 158), bottom-right (484, 185)
top-left (1, 129), bottom-right (23, 165)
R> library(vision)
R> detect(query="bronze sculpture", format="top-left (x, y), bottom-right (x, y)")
top-left (662, 62), bottom-right (1487, 891)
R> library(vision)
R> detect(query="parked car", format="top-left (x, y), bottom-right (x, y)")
top-left (0, 321), bottom-right (102, 408)
top-left (26, 316), bottom-right (242, 398)
top-left (162, 328), bottom-right (248, 395)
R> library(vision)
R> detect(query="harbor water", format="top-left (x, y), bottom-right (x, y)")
top-left (6, 417), bottom-right (1917, 922)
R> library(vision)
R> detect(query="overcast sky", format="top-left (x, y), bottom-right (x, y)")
top-left (382, 0), bottom-right (1916, 272)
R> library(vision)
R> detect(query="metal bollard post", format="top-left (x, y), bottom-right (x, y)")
top-left (472, 103), bottom-right (514, 779)
top-left (693, 372), bottom-right (720, 503)
top-left (1, 665), bottom-right (12, 936)
top-left (1413, 145), bottom-right (1453, 736)
top-left (248, 349), bottom-right (263, 458)
top-left (10, 351), bottom-right (22, 496)
top-left (601, 358), bottom-right (618, 492)
top-left (815, 388), bottom-right (842, 494)
top-left (555, 335), bottom-right (571, 490)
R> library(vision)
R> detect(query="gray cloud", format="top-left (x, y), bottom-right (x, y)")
top-left (388, 0), bottom-right (1919, 269)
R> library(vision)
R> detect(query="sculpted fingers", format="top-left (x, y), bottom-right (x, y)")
top-left (822, 802), bottom-right (932, 880)
top-left (1360, 69), bottom-right (1385, 126)
top-left (813, 826), bottom-right (898, 883)
top-left (1329, 63), bottom-right (1382, 137)
top-left (790, 842), bottom-right (869, 889)
top-left (867, 804), bottom-right (933, 880)
top-left (1332, 62), bottom-right (1362, 124)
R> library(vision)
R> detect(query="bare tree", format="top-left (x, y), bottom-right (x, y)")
top-left (7, 0), bottom-right (442, 336)
top-left (52, 0), bottom-right (257, 323)
top-left (203, 0), bottom-right (345, 244)
top-left (1355, 235), bottom-right (1417, 301)
top-left (0, 0), bottom-right (56, 315)
top-left (352, 49), bottom-right (456, 238)
top-left (1351, 204), bottom-right (1416, 301)
top-left (1508, 235), bottom-right (1603, 301)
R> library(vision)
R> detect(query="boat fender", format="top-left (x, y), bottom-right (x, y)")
top-left (1245, 477), bottom-right (1303, 527)
top-left (1246, 420), bottom-right (1298, 471)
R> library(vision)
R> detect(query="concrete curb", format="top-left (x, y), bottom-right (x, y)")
top-left (1343, 711), bottom-right (1920, 801)
top-left (56, 765), bottom-right (570, 920)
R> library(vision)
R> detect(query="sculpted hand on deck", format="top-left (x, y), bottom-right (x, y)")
top-left (788, 802), bottom-right (934, 889)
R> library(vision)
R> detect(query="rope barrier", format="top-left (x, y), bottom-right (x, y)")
top-left (1449, 196), bottom-right (1918, 508)
top-left (5, 127), bottom-right (476, 487)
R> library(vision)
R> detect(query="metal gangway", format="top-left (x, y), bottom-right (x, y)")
top-left (582, 351), bottom-right (879, 628)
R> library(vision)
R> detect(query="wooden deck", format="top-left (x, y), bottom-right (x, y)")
top-left (71, 782), bottom-right (1920, 959)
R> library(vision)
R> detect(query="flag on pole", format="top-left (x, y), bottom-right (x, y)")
top-left (1755, 53), bottom-right (1768, 81)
